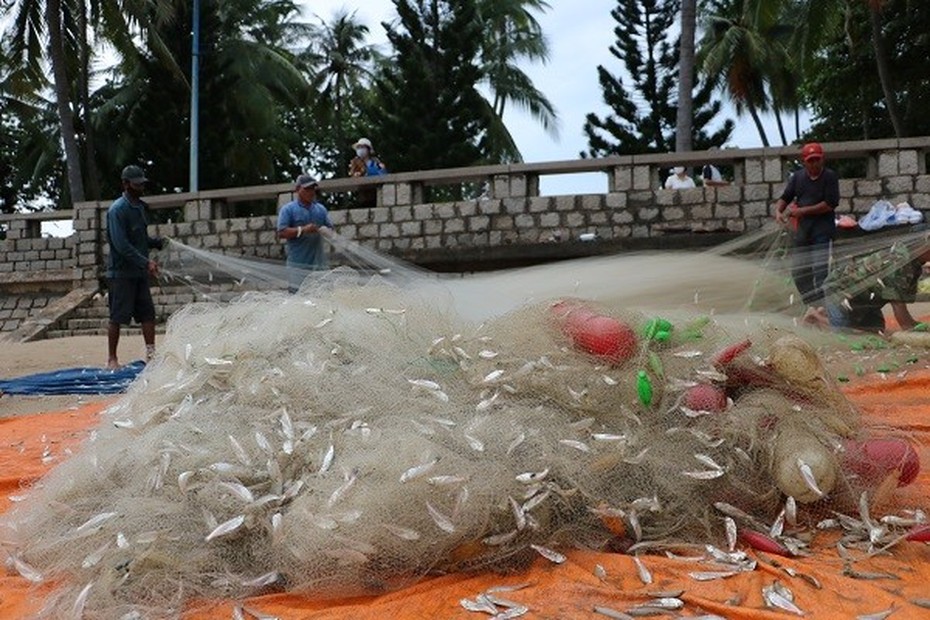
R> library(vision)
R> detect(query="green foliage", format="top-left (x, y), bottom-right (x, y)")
top-left (371, 0), bottom-right (489, 173)
top-left (90, 0), bottom-right (312, 196)
top-left (584, 0), bottom-right (733, 156)
top-left (301, 9), bottom-right (383, 181)
top-left (476, 0), bottom-right (558, 162)
top-left (801, 0), bottom-right (930, 141)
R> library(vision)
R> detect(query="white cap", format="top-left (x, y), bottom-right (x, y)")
top-left (673, 166), bottom-right (686, 175)
top-left (352, 138), bottom-right (373, 149)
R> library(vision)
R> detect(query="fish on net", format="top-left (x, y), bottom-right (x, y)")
top-left (2, 225), bottom-right (926, 617)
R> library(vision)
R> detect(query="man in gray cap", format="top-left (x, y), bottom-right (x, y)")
top-left (276, 174), bottom-right (334, 292)
top-left (105, 164), bottom-right (165, 369)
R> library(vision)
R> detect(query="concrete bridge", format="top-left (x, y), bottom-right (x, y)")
top-left (1, 137), bottom-right (929, 341)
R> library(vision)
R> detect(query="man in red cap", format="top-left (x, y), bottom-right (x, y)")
top-left (773, 142), bottom-right (840, 308)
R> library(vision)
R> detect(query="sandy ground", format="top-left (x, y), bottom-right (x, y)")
top-left (0, 335), bottom-right (116, 418)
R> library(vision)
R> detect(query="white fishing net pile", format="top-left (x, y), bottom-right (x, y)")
top-left (3, 261), bottom-right (894, 618)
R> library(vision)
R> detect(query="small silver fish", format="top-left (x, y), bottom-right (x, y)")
top-left (465, 434), bottom-right (485, 452)
top-left (12, 556), bottom-right (43, 583)
top-left (797, 458), bottom-right (824, 498)
top-left (510, 496), bottom-right (527, 531)
top-left (408, 378), bottom-right (441, 391)
top-left (694, 453), bottom-right (725, 471)
top-left (426, 502), bottom-right (455, 533)
top-left (856, 610), bottom-right (896, 620)
top-left (72, 582), bottom-right (93, 617)
top-left (763, 582), bottom-right (804, 616)
top-left (460, 596), bottom-right (498, 614)
top-left (319, 444), bottom-right (335, 474)
top-left (400, 458), bottom-right (439, 483)
top-left (483, 369), bottom-right (505, 383)
top-left (623, 448), bottom-right (650, 465)
top-left (516, 468), bottom-right (549, 484)
top-left (327, 471), bottom-right (357, 508)
top-left (725, 517), bottom-right (737, 552)
top-left (219, 481), bottom-right (254, 504)
top-left (682, 469), bottom-right (726, 480)
top-left (479, 350), bottom-right (499, 359)
top-left (507, 432), bottom-right (526, 455)
top-left (482, 530), bottom-right (518, 546)
top-left (72, 512), bottom-right (118, 537)
top-left (205, 515), bottom-right (246, 542)
top-left (241, 572), bottom-right (279, 588)
top-left (530, 544), bottom-right (566, 564)
top-left (593, 606), bottom-right (634, 619)
top-left (690, 571), bottom-right (739, 581)
top-left (633, 555), bottom-right (652, 584)
top-left (492, 606), bottom-right (529, 619)
top-left (382, 523), bottom-right (421, 541)
top-left (559, 439), bottom-right (590, 452)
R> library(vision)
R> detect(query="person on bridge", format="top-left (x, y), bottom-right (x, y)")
top-left (348, 137), bottom-right (388, 209)
top-left (276, 174), bottom-right (334, 293)
top-left (773, 142), bottom-right (840, 310)
top-left (664, 166), bottom-right (696, 189)
top-left (105, 165), bottom-right (165, 370)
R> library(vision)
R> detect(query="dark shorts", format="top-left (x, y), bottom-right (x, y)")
top-left (108, 277), bottom-right (156, 325)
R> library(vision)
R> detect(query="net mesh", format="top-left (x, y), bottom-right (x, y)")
top-left (2, 224), bottom-right (928, 618)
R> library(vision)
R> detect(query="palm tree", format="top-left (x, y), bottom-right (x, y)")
top-left (302, 9), bottom-right (381, 173)
top-left (698, 0), bottom-right (793, 147)
top-left (475, 0), bottom-right (559, 161)
top-left (4, 0), bottom-right (184, 204)
top-left (92, 0), bottom-right (312, 191)
top-left (676, 0), bottom-right (697, 152)
top-left (5, 0), bottom-right (87, 203)
top-left (793, 0), bottom-right (904, 138)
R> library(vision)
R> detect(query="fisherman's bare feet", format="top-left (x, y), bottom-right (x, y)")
top-left (106, 358), bottom-right (120, 370)
top-left (801, 306), bottom-right (829, 329)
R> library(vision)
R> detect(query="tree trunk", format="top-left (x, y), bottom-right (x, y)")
top-left (675, 0), bottom-right (697, 152)
top-left (868, 5), bottom-right (905, 137)
top-left (78, 0), bottom-right (101, 200)
top-left (746, 99), bottom-right (770, 147)
top-left (46, 0), bottom-right (86, 204)
top-left (774, 108), bottom-right (789, 146)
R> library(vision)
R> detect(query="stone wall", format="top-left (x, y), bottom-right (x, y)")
top-left (2, 137), bottom-right (929, 338)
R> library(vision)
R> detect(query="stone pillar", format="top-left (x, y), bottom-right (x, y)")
top-left (73, 201), bottom-right (104, 287)
top-left (380, 182), bottom-right (422, 207)
top-left (184, 199), bottom-right (218, 222)
top-left (609, 164), bottom-right (634, 192)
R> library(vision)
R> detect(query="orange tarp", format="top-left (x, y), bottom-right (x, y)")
top-left (2, 375), bottom-right (930, 619)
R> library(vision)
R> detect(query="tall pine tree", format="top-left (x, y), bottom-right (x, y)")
top-left (372, 0), bottom-right (488, 172)
top-left (583, 0), bottom-right (733, 156)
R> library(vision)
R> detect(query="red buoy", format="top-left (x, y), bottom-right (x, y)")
top-left (842, 438), bottom-right (920, 487)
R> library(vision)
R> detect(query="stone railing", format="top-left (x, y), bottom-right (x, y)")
top-left (1, 137), bottom-right (929, 336)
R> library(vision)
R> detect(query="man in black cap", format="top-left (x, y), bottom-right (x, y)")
top-left (105, 165), bottom-right (165, 369)
top-left (276, 174), bottom-right (334, 292)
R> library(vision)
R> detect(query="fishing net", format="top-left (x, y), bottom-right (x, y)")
top-left (2, 224), bottom-right (928, 618)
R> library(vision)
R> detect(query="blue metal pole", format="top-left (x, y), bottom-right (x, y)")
top-left (189, 0), bottom-right (201, 192)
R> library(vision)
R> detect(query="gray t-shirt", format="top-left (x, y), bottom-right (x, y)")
top-left (779, 167), bottom-right (840, 239)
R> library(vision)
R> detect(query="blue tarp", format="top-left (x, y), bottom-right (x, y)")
top-left (0, 361), bottom-right (145, 396)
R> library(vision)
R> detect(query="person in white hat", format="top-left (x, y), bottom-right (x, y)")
top-left (348, 138), bottom-right (387, 178)
top-left (348, 138), bottom-right (387, 208)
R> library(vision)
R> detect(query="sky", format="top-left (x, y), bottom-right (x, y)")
top-left (301, 0), bottom-right (812, 195)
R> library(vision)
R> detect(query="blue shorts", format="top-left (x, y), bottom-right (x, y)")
top-left (108, 277), bottom-right (156, 325)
